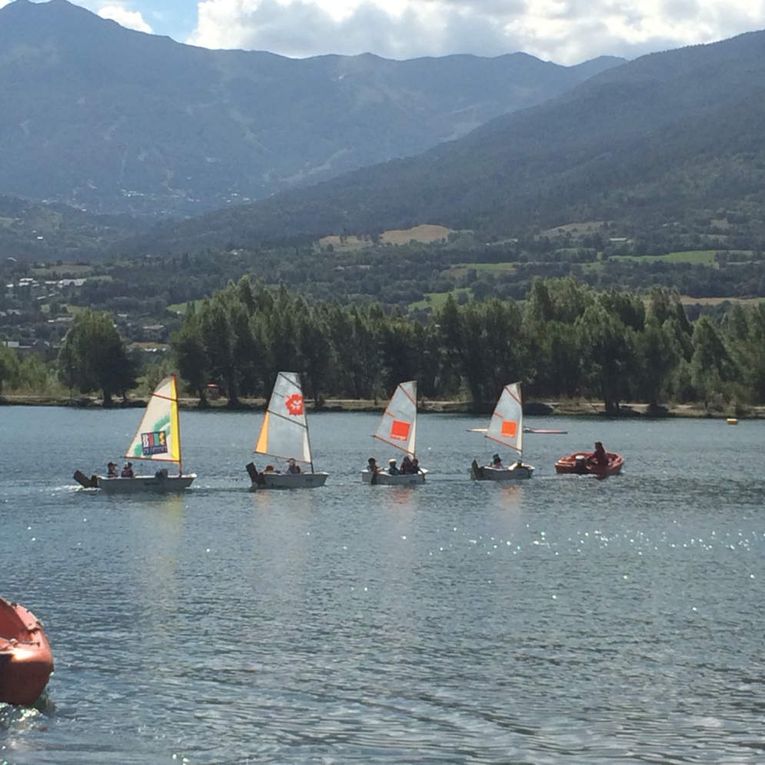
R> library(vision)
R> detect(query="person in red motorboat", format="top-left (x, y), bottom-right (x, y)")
top-left (588, 441), bottom-right (608, 467)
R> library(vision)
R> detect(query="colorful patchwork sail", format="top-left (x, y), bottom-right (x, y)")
top-left (125, 374), bottom-right (183, 471)
top-left (374, 380), bottom-right (418, 456)
top-left (255, 371), bottom-right (314, 468)
top-left (486, 382), bottom-right (524, 456)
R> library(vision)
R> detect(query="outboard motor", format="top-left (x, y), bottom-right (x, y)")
top-left (574, 455), bottom-right (588, 474)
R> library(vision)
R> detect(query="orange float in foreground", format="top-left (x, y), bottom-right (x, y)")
top-left (0, 597), bottom-right (54, 706)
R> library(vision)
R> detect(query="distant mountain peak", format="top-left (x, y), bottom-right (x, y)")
top-left (0, 0), bottom-right (624, 217)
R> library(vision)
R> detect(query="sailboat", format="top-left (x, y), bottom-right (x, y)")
top-left (73, 374), bottom-right (196, 493)
top-left (245, 371), bottom-right (328, 489)
top-left (469, 382), bottom-right (534, 481)
top-left (362, 380), bottom-right (427, 485)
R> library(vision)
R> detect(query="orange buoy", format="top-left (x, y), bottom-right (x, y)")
top-left (0, 598), bottom-right (53, 706)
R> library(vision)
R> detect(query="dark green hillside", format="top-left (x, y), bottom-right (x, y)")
top-left (0, 0), bottom-right (620, 216)
top-left (126, 30), bottom-right (765, 253)
top-left (0, 195), bottom-right (142, 260)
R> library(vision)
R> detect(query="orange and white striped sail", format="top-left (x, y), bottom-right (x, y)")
top-left (374, 380), bottom-right (417, 456)
top-left (486, 382), bottom-right (524, 456)
top-left (125, 375), bottom-right (182, 463)
top-left (255, 372), bottom-right (312, 464)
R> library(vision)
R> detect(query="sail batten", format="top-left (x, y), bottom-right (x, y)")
top-left (485, 382), bottom-right (524, 456)
top-left (124, 375), bottom-right (182, 464)
top-left (254, 372), bottom-right (313, 465)
top-left (373, 381), bottom-right (418, 456)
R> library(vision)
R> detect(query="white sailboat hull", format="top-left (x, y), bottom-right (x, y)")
top-left (250, 472), bottom-right (328, 490)
top-left (95, 474), bottom-right (196, 493)
top-left (361, 469), bottom-right (427, 485)
top-left (470, 463), bottom-right (534, 481)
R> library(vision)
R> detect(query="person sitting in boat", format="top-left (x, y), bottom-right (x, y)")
top-left (367, 457), bottom-right (380, 475)
top-left (287, 458), bottom-right (301, 474)
top-left (488, 453), bottom-right (503, 469)
top-left (264, 464), bottom-right (278, 473)
top-left (411, 457), bottom-right (421, 474)
top-left (388, 459), bottom-right (400, 475)
top-left (106, 462), bottom-right (118, 478)
top-left (120, 462), bottom-right (134, 478)
top-left (400, 455), bottom-right (414, 474)
top-left (589, 441), bottom-right (608, 467)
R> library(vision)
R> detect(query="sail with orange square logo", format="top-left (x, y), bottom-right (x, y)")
top-left (373, 380), bottom-right (418, 456)
top-left (255, 371), bottom-right (315, 468)
top-left (486, 382), bottom-right (524, 456)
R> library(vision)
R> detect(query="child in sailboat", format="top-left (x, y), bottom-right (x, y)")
top-left (107, 462), bottom-right (118, 478)
top-left (387, 459), bottom-right (400, 475)
top-left (121, 462), bottom-right (134, 478)
top-left (287, 458), bottom-right (301, 474)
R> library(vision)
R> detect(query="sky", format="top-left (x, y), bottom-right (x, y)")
top-left (6, 0), bottom-right (765, 64)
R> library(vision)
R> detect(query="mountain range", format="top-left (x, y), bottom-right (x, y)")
top-left (0, 0), bottom-right (621, 217)
top-left (129, 27), bottom-right (765, 254)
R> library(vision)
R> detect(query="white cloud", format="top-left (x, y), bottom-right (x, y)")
top-left (187, 0), bottom-right (765, 63)
top-left (96, 4), bottom-right (153, 33)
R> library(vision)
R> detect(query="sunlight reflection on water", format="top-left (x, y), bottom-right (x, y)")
top-left (1, 409), bottom-right (764, 762)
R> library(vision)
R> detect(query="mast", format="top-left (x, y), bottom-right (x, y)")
top-left (173, 374), bottom-right (183, 476)
top-left (305, 412), bottom-right (316, 474)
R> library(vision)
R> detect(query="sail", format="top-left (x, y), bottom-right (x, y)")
top-left (254, 372), bottom-right (312, 463)
top-left (374, 380), bottom-right (417, 456)
top-left (125, 375), bottom-right (181, 463)
top-left (486, 382), bottom-right (524, 456)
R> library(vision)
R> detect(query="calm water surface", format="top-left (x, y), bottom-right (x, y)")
top-left (1, 407), bottom-right (764, 763)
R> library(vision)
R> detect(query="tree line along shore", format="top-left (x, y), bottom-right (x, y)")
top-left (0, 394), bottom-right (758, 421)
top-left (1, 276), bottom-right (764, 418)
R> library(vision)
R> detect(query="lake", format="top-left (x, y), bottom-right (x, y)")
top-left (1, 407), bottom-right (763, 763)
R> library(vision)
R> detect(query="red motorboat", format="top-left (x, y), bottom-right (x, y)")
top-left (0, 598), bottom-right (54, 706)
top-left (555, 450), bottom-right (624, 477)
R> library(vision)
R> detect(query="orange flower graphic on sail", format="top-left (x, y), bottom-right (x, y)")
top-left (285, 393), bottom-right (304, 416)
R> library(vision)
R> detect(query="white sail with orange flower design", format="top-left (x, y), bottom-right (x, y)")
top-left (362, 380), bottom-right (427, 485)
top-left (245, 371), bottom-right (328, 489)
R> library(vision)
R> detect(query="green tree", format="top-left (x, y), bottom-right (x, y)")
top-left (635, 319), bottom-right (679, 409)
top-left (577, 304), bottom-right (635, 416)
top-left (690, 316), bottom-right (737, 408)
top-left (0, 345), bottom-right (20, 394)
top-left (58, 310), bottom-right (136, 406)
top-left (173, 314), bottom-right (209, 404)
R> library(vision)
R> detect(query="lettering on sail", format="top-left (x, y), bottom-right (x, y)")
top-left (141, 430), bottom-right (168, 455)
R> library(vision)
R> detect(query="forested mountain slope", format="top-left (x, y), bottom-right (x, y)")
top-left (125, 29), bottom-right (765, 253)
top-left (0, 0), bottom-right (620, 216)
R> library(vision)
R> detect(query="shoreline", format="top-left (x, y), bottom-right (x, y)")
top-left (0, 394), bottom-right (756, 419)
